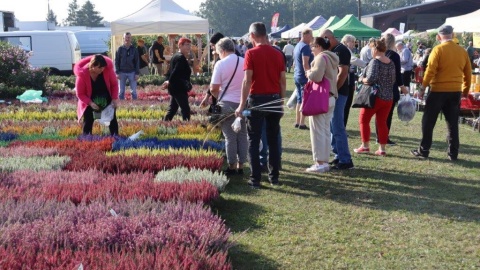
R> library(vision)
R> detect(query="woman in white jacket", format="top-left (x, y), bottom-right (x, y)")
top-left (305, 37), bottom-right (340, 173)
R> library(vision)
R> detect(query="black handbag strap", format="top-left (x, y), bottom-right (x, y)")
top-left (218, 56), bottom-right (240, 102)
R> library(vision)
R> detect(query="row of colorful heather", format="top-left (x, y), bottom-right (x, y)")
top-left (0, 82), bottom-right (234, 268)
top-left (0, 120), bottom-right (221, 141)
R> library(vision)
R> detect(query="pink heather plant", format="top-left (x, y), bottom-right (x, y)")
top-left (0, 200), bottom-right (231, 254)
top-left (0, 170), bottom-right (219, 204)
top-left (0, 146), bottom-right (59, 157)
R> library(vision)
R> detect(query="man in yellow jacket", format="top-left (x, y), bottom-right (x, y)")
top-left (411, 25), bottom-right (472, 161)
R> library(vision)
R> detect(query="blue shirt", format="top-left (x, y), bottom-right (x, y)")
top-left (293, 41), bottom-right (313, 83)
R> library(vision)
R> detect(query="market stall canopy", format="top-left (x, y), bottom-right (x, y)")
top-left (328, 14), bottom-right (381, 39)
top-left (382, 28), bottom-right (402, 36)
top-left (281, 23), bottom-right (307, 39)
top-left (270, 24), bottom-right (291, 38)
top-left (305, 16), bottom-right (328, 31)
top-left (111, 0), bottom-right (209, 35)
top-left (312, 16), bottom-right (340, 37)
top-left (395, 30), bottom-right (414, 41)
top-left (443, 8), bottom-right (480, 33)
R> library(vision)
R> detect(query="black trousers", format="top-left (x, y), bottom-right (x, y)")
top-left (164, 91), bottom-right (191, 121)
top-left (402, 70), bottom-right (413, 88)
top-left (83, 106), bottom-right (118, 135)
top-left (246, 94), bottom-right (283, 183)
top-left (344, 72), bottom-right (356, 127)
top-left (418, 92), bottom-right (461, 158)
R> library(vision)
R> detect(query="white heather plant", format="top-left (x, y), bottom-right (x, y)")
top-left (155, 167), bottom-right (229, 191)
top-left (0, 156), bottom-right (70, 172)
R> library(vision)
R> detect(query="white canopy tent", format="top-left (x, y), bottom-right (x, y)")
top-left (281, 23), bottom-right (306, 39)
top-left (443, 9), bottom-right (480, 33)
top-left (110, 0), bottom-right (209, 69)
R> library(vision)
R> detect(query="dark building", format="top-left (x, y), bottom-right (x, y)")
top-left (361, 0), bottom-right (480, 32)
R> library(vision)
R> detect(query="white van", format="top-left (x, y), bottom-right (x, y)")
top-left (74, 30), bottom-right (110, 58)
top-left (0, 30), bottom-right (81, 75)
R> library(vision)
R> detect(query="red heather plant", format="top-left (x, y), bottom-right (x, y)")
top-left (64, 152), bottom-right (223, 173)
top-left (8, 138), bottom-right (114, 152)
top-left (0, 200), bottom-right (231, 254)
top-left (0, 246), bottom-right (232, 269)
top-left (0, 170), bottom-right (219, 204)
top-left (0, 146), bottom-right (59, 157)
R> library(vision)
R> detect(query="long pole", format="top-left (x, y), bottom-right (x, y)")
top-left (292, 1), bottom-right (295, 27)
top-left (357, 0), bottom-right (362, 20)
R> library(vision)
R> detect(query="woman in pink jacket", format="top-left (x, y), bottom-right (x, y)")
top-left (75, 54), bottom-right (119, 135)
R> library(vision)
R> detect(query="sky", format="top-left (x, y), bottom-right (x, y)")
top-left (1, 0), bottom-right (205, 23)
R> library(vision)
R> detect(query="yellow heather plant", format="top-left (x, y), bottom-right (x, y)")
top-left (177, 124), bottom-right (208, 135)
top-left (1, 125), bottom-right (43, 135)
top-left (0, 111), bottom-right (76, 121)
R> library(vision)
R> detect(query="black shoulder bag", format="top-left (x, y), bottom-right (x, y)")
top-left (208, 56), bottom-right (240, 124)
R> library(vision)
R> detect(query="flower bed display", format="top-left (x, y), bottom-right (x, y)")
top-left (0, 79), bottom-right (233, 268)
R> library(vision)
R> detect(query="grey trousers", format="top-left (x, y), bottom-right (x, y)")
top-left (219, 100), bottom-right (248, 165)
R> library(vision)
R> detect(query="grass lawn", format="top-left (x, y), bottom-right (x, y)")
top-left (214, 73), bottom-right (480, 269)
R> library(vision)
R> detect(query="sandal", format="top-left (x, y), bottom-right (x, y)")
top-left (375, 150), bottom-right (386, 156)
top-left (353, 147), bottom-right (370, 154)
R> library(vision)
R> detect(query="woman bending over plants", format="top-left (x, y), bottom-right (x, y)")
top-left (75, 54), bottom-right (120, 135)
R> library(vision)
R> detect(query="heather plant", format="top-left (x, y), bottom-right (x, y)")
top-left (107, 148), bottom-right (223, 158)
top-left (10, 137), bottom-right (115, 152)
top-left (0, 156), bottom-right (70, 172)
top-left (0, 246), bottom-right (232, 270)
top-left (0, 146), bottom-right (59, 157)
top-left (112, 138), bottom-right (224, 152)
top-left (0, 170), bottom-right (219, 204)
top-left (0, 132), bottom-right (17, 141)
top-left (0, 200), bottom-right (231, 254)
top-left (64, 150), bottom-right (223, 173)
top-left (155, 167), bottom-right (229, 191)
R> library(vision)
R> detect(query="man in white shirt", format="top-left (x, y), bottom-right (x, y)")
top-left (283, 40), bottom-right (295, 73)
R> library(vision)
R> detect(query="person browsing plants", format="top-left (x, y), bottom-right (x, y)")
top-left (75, 54), bottom-right (120, 135)
top-left (161, 38), bottom-right (193, 121)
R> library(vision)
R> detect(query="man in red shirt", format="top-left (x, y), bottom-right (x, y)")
top-left (235, 22), bottom-right (286, 189)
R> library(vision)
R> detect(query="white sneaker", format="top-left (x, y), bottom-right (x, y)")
top-left (306, 163), bottom-right (329, 173)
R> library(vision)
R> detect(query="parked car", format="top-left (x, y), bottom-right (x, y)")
top-left (74, 30), bottom-right (110, 58)
top-left (0, 30), bottom-right (81, 75)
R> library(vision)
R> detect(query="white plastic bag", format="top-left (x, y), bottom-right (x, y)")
top-left (397, 94), bottom-right (416, 122)
top-left (231, 117), bottom-right (242, 133)
top-left (286, 90), bottom-right (297, 109)
top-left (128, 130), bottom-right (144, 141)
top-left (99, 104), bottom-right (115, 126)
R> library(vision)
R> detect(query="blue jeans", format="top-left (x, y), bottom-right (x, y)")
top-left (330, 94), bottom-right (352, 163)
top-left (294, 77), bottom-right (307, 104)
top-left (118, 72), bottom-right (137, 100)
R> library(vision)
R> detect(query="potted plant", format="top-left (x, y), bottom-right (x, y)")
top-left (92, 96), bottom-right (107, 119)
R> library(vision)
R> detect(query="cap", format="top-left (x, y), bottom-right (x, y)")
top-left (178, 37), bottom-right (191, 46)
top-left (438, 25), bottom-right (453, 35)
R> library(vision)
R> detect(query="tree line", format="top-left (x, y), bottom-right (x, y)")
top-left (46, 0), bottom-right (104, 27)
top-left (196, 0), bottom-right (424, 36)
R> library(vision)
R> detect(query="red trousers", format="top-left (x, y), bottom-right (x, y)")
top-left (359, 97), bottom-right (393, 144)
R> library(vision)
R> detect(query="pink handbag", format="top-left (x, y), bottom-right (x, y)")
top-left (301, 56), bottom-right (330, 116)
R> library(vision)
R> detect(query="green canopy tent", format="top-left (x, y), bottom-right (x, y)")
top-left (312, 16), bottom-right (340, 37)
top-left (327, 14), bottom-right (381, 39)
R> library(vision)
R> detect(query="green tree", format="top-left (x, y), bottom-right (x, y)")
top-left (64, 0), bottom-right (79, 26)
top-left (76, 0), bottom-right (104, 27)
top-left (46, 9), bottom-right (58, 26)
